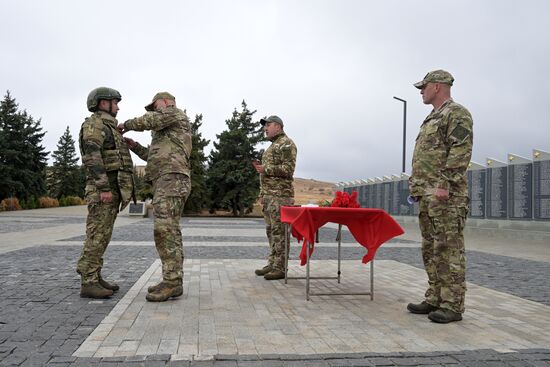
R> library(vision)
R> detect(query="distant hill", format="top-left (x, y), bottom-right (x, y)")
top-left (135, 165), bottom-right (336, 206)
top-left (293, 178), bottom-right (336, 205)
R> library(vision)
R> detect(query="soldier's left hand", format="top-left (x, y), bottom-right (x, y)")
top-left (434, 188), bottom-right (449, 200)
top-left (123, 137), bottom-right (137, 149)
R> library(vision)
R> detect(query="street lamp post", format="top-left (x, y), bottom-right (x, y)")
top-left (393, 96), bottom-right (407, 173)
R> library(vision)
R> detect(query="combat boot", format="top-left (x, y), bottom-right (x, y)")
top-left (148, 279), bottom-right (183, 293)
top-left (428, 308), bottom-right (463, 323)
top-left (147, 282), bottom-right (163, 293)
top-left (407, 301), bottom-right (438, 314)
top-left (264, 269), bottom-right (285, 280)
top-left (99, 276), bottom-right (119, 292)
top-left (80, 283), bottom-right (114, 299)
top-left (254, 265), bottom-right (272, 276)
top-left (146, 282), bottom-right (183, 302)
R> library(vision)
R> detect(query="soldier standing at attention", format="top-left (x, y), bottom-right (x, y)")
top-left (119, 92), bottom-right (192, 302)
top-left (253, 115), bottom-right (297, 280)
top-left (77, 87), bottom-right (135, 299)
top-left (407, 70), bottom-right (473, 323)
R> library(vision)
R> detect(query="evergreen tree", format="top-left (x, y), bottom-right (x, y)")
top-left (134, 165), bottom-right (152, 201)
top-left (206, 101), bottom-right (263, 216)
top-left (184, 113), bottom-right (210, 214)
top-left (48, 126), bottom-right (82, 198)
top-left (0, 91), bottom-right (49, 201)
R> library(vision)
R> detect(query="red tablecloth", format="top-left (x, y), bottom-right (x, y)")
top-left (280, 207), bottom-right (405, 265)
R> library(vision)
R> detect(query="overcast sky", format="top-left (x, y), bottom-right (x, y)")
top-left (2, 0), bottom-right (549, 183)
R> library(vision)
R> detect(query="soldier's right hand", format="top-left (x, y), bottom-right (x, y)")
top-left (116, 123), bottom-right (126, 134)
top-left (100, 191), bottom-right (113, 203)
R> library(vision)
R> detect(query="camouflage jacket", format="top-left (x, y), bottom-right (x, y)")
top-left (409, 98), bottom-right (473, 198)
top-left (125, 106), bottom-right (192, 183)
top-left (260, 132), bottom-right (297, 198)
top-left (79, 111), bottom-right (134, 209)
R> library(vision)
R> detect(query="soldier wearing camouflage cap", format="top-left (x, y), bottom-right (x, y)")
top-left (253, 115), bottom-right (297, 280)
top-left (77, 87), bottom-right (135, 299)
top-left (407, 70), bottom-right (473, 323)
top-left (119, 92), bottom-right (192, 302)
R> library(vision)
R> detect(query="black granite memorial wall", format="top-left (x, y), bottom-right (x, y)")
top-left (508, 162), bottom-right (533, 219)
top-left (534, 159), bottom-right (550, 220)
top-left (487, 166), bottom-right (508, 219)
top-left (468, 169), bottom-right (486, 218)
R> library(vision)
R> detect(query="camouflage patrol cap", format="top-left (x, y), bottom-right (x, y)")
top-left (414, 70), bottom-right (454, 89)
top-left (145, 92), bottom-right (176, 111)
top-left (260, 115), bottom-right (284, 127)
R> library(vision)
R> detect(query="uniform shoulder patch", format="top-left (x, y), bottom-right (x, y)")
top-left (450, 124), bottom-right (471, 142)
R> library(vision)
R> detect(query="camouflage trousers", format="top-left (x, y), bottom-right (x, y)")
top-left (263, 196), bottom-right (294, 271)
top-left (76, 187), bottom-right (121, 285)
top-left (152, 173), bottom-right (191, 284)
top-left (418, 195), bottom-right (468, 314)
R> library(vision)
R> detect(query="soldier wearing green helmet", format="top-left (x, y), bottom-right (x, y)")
top-left (76, 86), bottom-right (135, 299)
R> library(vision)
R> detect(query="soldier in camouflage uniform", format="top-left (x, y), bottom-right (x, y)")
top-left (77, 87), bottom-right (135, 299)
top-left (407, 70), bottom-right (473, 323)
top-left (253, 115), bottom-right (297, 280)
top-left (119, 92), bottom-right (192, 302)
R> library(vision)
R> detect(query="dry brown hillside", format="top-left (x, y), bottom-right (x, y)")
top-left (293, 178), bottom-right (336, 205)
top-left (135, 165), bottom-right (336, 214)
top-left (136, 166), bottom-right (335, 203)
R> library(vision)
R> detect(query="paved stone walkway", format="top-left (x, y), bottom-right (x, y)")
top-left (0, 207), bottom-right (549, 366)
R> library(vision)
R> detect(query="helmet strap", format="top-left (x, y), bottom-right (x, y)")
top-left (107, 100), bottom-right (116, 117)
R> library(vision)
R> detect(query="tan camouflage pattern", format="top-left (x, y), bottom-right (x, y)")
top-left (419, 196), bottom-right (468, 313)
top-left (79, 111), bottom-right (135, 211)
top-left (414, 69), bottom-right (454, 89)
top-left (259, 132), bottom-right (297, 198)
top-left (125, 106), bottom-right (192, 284)
top-left (77, 111), bottom-right (135, 285)
top-left (263, 196), bottom-right (294, 271)
top-left (259, 131), bottom-right (297, 271)
top-left (410, 98), bottom-right (473, 314)
top-left (77, 171), bottom-right (122, 285)
top-left (409, 99), bottom-right (473, 197)
top-left (152, 173), bottom-right (191, 283)
top-left (125, 106), bottom-right (192, 183)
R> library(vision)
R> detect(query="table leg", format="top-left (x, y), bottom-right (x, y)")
top-left (306, 240), bottom-right (310, 301)
top-left (337, 224), bottom-right (342, 284)
top-left (284, 223), bottom-right (288, 284)
top-left (370, 259), bottom-right (374, 300)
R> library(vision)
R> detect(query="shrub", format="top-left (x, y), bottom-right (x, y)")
top-left (38, 197), bottom-right (59, 208)
top-left (20, 197), bottom-right (40, 209)
top-left (59, 196), bottom-right (85, 206)
top-left (0, 198), bottom-right (22, 211)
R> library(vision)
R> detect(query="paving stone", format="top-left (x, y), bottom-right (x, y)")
top-left (146, 355), bottom-right (172, 362)
top-left (168, 361), bottom-right (191, 367)
top-left (258, 361), bottom-right (284, 367)
top-left (2, 214), bottom-right (550, 366)
top-left (49, 356), bottom-right (78, 363)
top-left (366, 357), bottom-right (396, 366)
top-left (327, 360), bottom-right (354, 367)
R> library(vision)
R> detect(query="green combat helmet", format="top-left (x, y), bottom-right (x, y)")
top-left (87, 87), bottom-right (122, 112)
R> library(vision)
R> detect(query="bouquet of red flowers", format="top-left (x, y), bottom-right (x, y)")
top-left (330, 191), bottom-right (360, 208)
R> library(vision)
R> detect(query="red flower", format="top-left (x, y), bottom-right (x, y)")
top-left (331, 191), bottom-right (360, 208)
